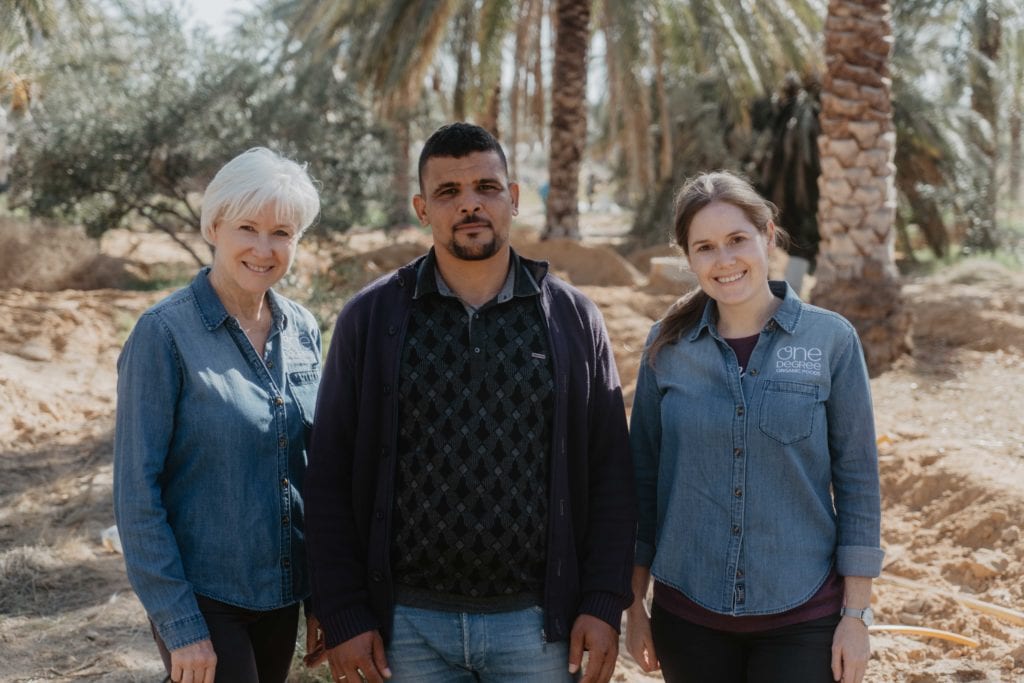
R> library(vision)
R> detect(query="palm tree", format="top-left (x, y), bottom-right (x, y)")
top-left (279, 0), bottom-right (524, 227)
top-left (964, 0), bottom-right (1001, 250)
top-left (1008, 23), bottom-right (1023, 203)
top-left (544, 0), bottom-right (592, 239)
top-left (811, 0), bottom-right (911, 374)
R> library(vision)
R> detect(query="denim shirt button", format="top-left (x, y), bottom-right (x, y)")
top-left (736, 569), bottom-right (744, 578)
top-left (274, 396), bottom-right (284, 406)
top-left (731, 525), bottom-right (741, 535)
top-left (278, 437), bottom-right (287, 448)
top-left (749, 368), bottom-right (757, 376)
top-left (375, 510), bottom-right (384, 520)
top-left (266, 360), bottom-right (274, 369)
top-left (281, 477), bottom-right (289, 487)
top-left (372, 571), bottom-right (383, 582)
top-left (281, 557), bottom-right (291, 568)
top-left (282, 515), bottom-right (289, 526)
top-left (734, 488), bottom-right (743, 498)
top-left (736, 406), bottom-right (745, 416)
top-left (388, 325), bottom-right (398, 335)
top-left (733, 448), bottom-right (742, 457)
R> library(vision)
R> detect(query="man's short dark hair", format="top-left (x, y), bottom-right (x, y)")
top-left (418, 122), bottom-right (509, 190)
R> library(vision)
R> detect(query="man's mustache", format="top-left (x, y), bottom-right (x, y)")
top-left (454, 214), bottom-right (492, 229)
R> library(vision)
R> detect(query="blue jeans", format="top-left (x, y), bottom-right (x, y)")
top-left (387, 604), bottom-right (576, 682)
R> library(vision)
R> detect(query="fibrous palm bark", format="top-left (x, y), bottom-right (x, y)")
top-left (811, 0), bottom-right (911, 375)
top-left (544, 0), bottom-right (592, 240)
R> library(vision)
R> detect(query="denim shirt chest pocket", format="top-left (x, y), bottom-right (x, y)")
top-left (282, 329), bottom-right (321, 426)
top-left (757, 380), bottom-right (820, 444)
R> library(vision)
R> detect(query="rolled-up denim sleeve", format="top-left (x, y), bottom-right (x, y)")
top-left (630, 338), bottom-right (662, 568)
top-left (113, 313), bottom-right (208, 650)
top-left (827, 329), bottom-right (885, 577)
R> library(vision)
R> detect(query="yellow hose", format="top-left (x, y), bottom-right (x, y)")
top-left (879, 574), bottom-right (1024, 627)
top-left (869, 624), bottom-right (980, 648)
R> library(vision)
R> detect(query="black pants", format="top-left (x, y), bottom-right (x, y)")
top-left (151, 594), bottom-right (299, 683)
top-left (651, 602), bottom-right (840, 683)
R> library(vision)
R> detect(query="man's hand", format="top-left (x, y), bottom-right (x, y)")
top-left (831, 616), bottom-right (870, 683)
top-left (567, 614), bottom-right (618, 683)
top-left (625, 605), bottom-right (659, 673)
top-left (169, 639), bottom-right (216, 683)
top-left (325, 630), bottom-right (392, 683)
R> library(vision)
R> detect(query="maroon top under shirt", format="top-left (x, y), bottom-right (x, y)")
top-left (651, 333), bottom-right (844, 633)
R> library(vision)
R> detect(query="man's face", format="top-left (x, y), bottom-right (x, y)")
top-left (413, 151), bottom-right (519, 262)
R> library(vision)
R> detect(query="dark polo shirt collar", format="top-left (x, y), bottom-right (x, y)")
top-left (413, 247), bottom-right (542, 308)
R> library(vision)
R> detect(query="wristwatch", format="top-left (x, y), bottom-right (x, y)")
top-left (840, 606), bottom-right (874, 626)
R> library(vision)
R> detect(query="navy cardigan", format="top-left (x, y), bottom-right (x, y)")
top-left (305, 250), bottom-right (636, 648)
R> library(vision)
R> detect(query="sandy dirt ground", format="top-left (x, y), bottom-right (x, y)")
top-left (0, 217), bottom-right (1022, 682)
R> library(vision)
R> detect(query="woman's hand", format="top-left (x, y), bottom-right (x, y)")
top-left (169, 639), bottom-right (217, 683)
top-left (833, 576), bottom-right (873, 682)
top-left (304, 614), bottom-right (327, 667)
top-left (831, 615), bottom-right (870, 683)
top-left (625, 604), bottom-right (660, 673)
top-left (625, 565), bottom-right (659, 672)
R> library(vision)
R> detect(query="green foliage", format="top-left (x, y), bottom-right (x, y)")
top-left (10, 2), bottom-right (392, 249)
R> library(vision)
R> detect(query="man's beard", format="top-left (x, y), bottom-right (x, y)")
top-left (446, 216), bottom-right (504, 261)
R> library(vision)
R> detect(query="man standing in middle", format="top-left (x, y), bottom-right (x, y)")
top-left (305, 122), bottom-right (635, 683)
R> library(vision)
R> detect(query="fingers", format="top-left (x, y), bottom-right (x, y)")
top-left (371, 631), bottom-right (393, 679)
top-left (628, 639), bottom-right (659, 673)
top-left (567, 628), bottom-right (585, 674)
top-left (170, 640), bottom-right (216, 683)
top-left (569, 615), bottom-right (618, 683)
top-left (579, 640), bottom-right (618, 683)
top-left (625, 615), bottom-right (660, 673)
top-left (831, 643), bottom-right (842, 681)
top-left (326, 631), bottom-right (389, 683)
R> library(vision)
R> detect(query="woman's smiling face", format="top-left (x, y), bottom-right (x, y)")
top-left (685, 200), bottom-right (775, 308)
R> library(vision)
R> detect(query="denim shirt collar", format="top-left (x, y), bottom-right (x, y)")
top-left (688, 280), bottom-right (802, 342)
top-left (189, 266), bottom-right (288, 332)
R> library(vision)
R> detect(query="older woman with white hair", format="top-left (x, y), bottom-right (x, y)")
top-left (114, 147), bottom-right (323, 683)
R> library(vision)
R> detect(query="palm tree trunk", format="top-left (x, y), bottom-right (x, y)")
top-left (530, 0), bottom-right (547, 142)
top-left (479, 81), bottom-right (501, 139)
top-left (0, 106), bottom-right (9, 190)
top-left (387, 113), bottom-right (413, 229)
top-left (544, 0), bottom-right (592, 240)
top-left (652, 10), bottom-right (673, 182)
top-left (811, 0), bottom-right (910, 375)
top-left (1011, 98), bottom-right (1022, 203)
top-left (966, 0), bottom-right (1001, 250)
top-left (509, 0), bottom-right (535, 179)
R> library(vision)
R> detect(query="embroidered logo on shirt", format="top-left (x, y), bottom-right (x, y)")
top-left (775, 346), bottom-right (823, 376)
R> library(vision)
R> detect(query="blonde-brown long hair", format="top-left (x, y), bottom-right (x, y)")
top-left (647, 171), bottom-right (786, 364)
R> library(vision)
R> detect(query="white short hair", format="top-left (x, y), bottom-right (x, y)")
top-left (200, 147), bottom-right (321, 243)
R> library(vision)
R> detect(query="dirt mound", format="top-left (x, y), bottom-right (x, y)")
top-left (512, 237), bottom-right (644, 286)
top-left (0, 218), bottom-right (100, 291)
top-left (625, 243), bottom-right (681, 273)
top-left (320, 240), bottom-right (431, 295)
top-left (906, 259), bottom-right (1024, 355)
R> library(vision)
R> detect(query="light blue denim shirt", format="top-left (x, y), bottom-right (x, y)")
top-left (631, 281), bottom-right (883, 616)
top-left (113, 267), bottom-right (321, 650)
